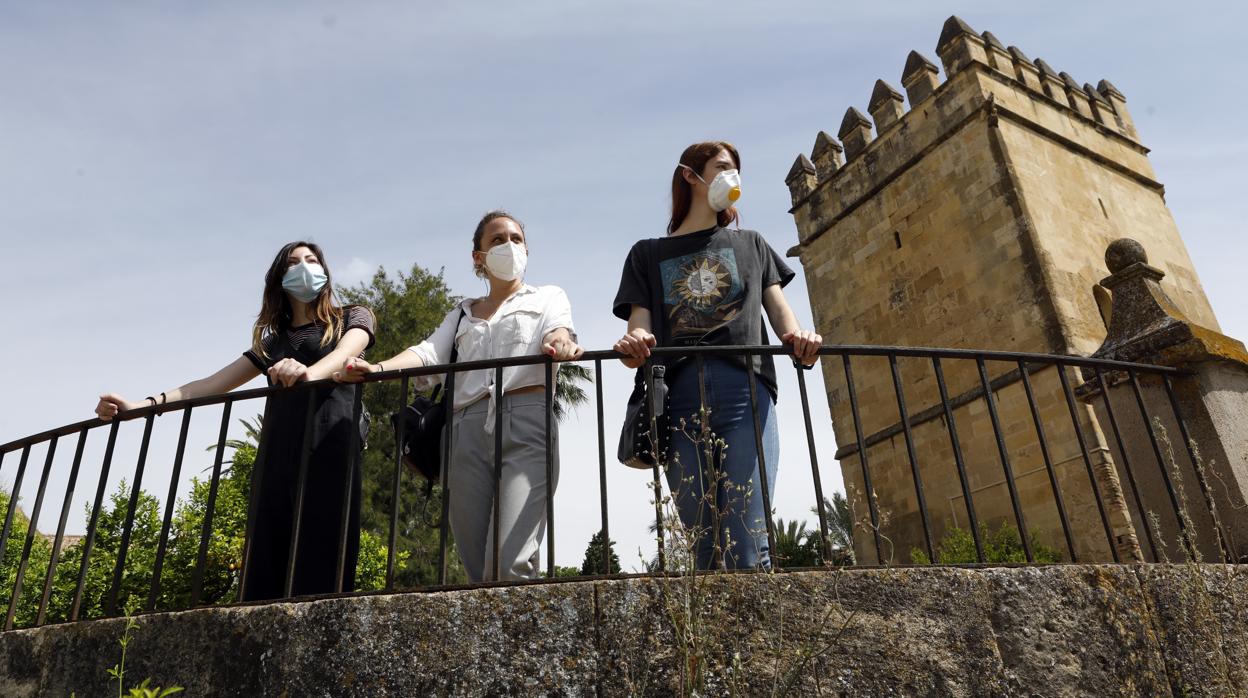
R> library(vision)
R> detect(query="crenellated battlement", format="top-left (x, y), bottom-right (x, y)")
top-left (786, 15), bottom-right (1142, 217)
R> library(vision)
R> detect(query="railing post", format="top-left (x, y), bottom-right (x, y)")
top-left (1057, 363), bottom-right (1122, 562)
top-left (544, 360), bottom-right (556, 578)
top-left (6, 438), bottom-right (57, 629)
top-left (386, 375), bottom-right (409, 591)
top-left (38, 429), bottom-right (88, 626)
top-left (437, 370), bottom-right (458, 586)
top-left (192, 402), bottom-right (233, 605)
top-left (148, 406), bottom-right (193, 611)
top-left (795, 363), bottom-right (833, 564)
top-left (888, 352), bottom-right (934, 563)
top-left (932, 357), bottom-right (983, 562)
top-left (745, 364), bottom-right (778, 568)
top-left (594, 359), bottom-right (611, 575)
top-left (1017, 362), bottom-right (1077, 562)
top-left (491, 367), bottom-right (505, 582)
top-left (1092, 367), bottom-right (1155, 562)
top-left (72, 420), bottom-right (121, 621)
top-left (334, 384), bottom-right (364, 593)
top-left (106, 413), bottom-right (157, 616)
top-left (842, 354), bottom-right (884, 564)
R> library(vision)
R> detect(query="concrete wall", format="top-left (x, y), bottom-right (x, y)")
top-left (3, 566), bottom-right (1248, 696)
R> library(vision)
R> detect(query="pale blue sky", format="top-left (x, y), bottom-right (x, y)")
top-left (2, 1), bottom-right (1245, 568)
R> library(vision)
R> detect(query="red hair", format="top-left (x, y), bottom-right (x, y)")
top-left (667, 141), bottom-right (741, 234)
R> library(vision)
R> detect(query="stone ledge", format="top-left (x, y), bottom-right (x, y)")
top-left (1, 565), bottom-right (1244, 696)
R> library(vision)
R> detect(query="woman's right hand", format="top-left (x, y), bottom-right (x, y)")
top-left (95, 393), bottom-right (141, 421)
top-left (333, 358), bottom-right (376, 383)
top-left (614, 328), bottom-right (657, 368)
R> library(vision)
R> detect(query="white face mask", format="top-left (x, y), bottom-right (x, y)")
top-left (681, 165), bottom-right (742, 212)
top-left (483, 241), bottom-right (527, 281)
top-left (706, 169), bottom-right (742, 212)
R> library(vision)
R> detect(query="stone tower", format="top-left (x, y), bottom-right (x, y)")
top-left (785, 16), bottom-right (1221, 564)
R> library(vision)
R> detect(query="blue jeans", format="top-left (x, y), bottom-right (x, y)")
top-left (664, 358), bottom-right (779, 570)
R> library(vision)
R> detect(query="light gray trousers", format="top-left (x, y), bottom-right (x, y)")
top-left (448, 392), bottom-right (559, 583)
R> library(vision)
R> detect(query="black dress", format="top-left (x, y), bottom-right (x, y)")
top-left (239, 307), bottom-right (374, 600)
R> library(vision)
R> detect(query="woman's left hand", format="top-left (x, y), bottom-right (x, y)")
top-left (542, 329), bottom-right (584, 361)
top-left (268, 358), bottom-right (310, 387)
top-left (782, 329), bottom-right (823, 367)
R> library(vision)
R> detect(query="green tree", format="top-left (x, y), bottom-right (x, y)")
top-left (0, 490), bottom-right (54, 628)
top-left (579, 530), bottom-right (621, 575)
top-left (340, 264), bottom-right (463, 589)
top-left (772, 517), bottom-right (823, 568)
top-left (812, 492), bottom-right (856, 565)
top-left (40, 479), bottom-right (164, 624)
top-left (910, 521), bottom-right (1062, 564)
top-left (554, 363), bottom-right (591, 421)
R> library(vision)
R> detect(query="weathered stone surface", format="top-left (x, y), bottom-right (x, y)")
top-left (788, 20), bottom-right (1224, 566)
top-left (2, 566), bottom-right (1246, 696)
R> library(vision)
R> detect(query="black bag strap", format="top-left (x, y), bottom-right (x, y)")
top-left (448, 306), bottom-right (466, 364)
top-left (646, 237), bottom-right (664, 351)
top-left (430, 306), bottom-right (466, 402)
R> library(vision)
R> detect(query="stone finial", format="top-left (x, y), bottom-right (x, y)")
top-left (980, 31), bottom-right (1014, 75)
top-left (1097, 79), bottom-right (1138, 139)
top-left (1084, 83), bottom-right (1116, 127)
top-left (935, 16), bottom-right (988, 77)
top-left (1091, 238), bottom-right (1248, 366)
top-left (838, 107), bottom-right (874, 160)
top-left (1105, 238), bottom-right (1147, 273)
top-left (868, 79), bottom-right (906, 131)
top-left (1008, 46), bottom-right (1043, 92)
top-left (901, 50), bottom-right (941, 106)
top-left (811, 131), bottom-right (844, 180)
top-left (1059, 71), bottom-right (1093, 117)
top-left (1033, 58), bottom-right (1069, 103)
top-left (785, 153), bottom-right (818, 205)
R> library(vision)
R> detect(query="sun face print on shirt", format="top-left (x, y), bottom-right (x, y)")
top-left (659, 248), bottom-right (745, 343)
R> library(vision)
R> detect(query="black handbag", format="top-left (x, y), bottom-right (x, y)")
top-left (618, 363), bottom-right (670, 469)
top-left (617, 239), bottom-right (670, 469)
top-left (391, 308), bottom-right (465, 482)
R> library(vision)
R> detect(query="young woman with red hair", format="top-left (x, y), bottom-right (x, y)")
top-left (613, 141), bottom-right (821, 570)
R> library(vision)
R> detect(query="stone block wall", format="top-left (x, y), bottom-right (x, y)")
top-left (4, 567), bottom-right (1248, 696)
top-left (787, 16), bottom-right (1221, 564)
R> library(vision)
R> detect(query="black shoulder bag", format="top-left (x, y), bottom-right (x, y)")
top-left (617, 239), bottom-right (671, 469)
top-left (391, 308), bottom-right (465, 482)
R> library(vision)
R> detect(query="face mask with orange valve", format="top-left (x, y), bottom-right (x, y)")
top-left (680, 164), bottom-right (742, 212)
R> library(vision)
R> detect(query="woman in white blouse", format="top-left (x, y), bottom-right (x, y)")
top-left (338, 210), bottom-right (582, 582)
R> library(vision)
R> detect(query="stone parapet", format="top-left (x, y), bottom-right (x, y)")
top-left (3, 567), bottom-right (1248, 696)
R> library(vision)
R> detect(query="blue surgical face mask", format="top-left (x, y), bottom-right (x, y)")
top-left (281, 261), bottom-right (328, 303)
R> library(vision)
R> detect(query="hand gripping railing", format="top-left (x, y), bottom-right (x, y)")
top-left (0, 345), bottom-right (1223, 631)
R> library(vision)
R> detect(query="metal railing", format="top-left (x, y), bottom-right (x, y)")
top-left (0, 345), bottom-right (1227, 631)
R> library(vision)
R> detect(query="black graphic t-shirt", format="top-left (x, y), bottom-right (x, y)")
top-left (613, 226), bottom-right (796, 398)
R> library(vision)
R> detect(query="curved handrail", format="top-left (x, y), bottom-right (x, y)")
top-left (0, 344), bottom-right (1181, 453)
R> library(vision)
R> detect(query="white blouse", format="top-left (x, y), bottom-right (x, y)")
top-left (408, 284), bottom-right (575, 429)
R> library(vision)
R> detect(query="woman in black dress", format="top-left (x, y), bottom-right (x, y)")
top-left (95, 241), bottom-right (376, 600)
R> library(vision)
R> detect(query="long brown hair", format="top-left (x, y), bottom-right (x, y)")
top-left (251, 241), bottom-right (344, 359)
top-left (667, 141), bottom-right (741, 234)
